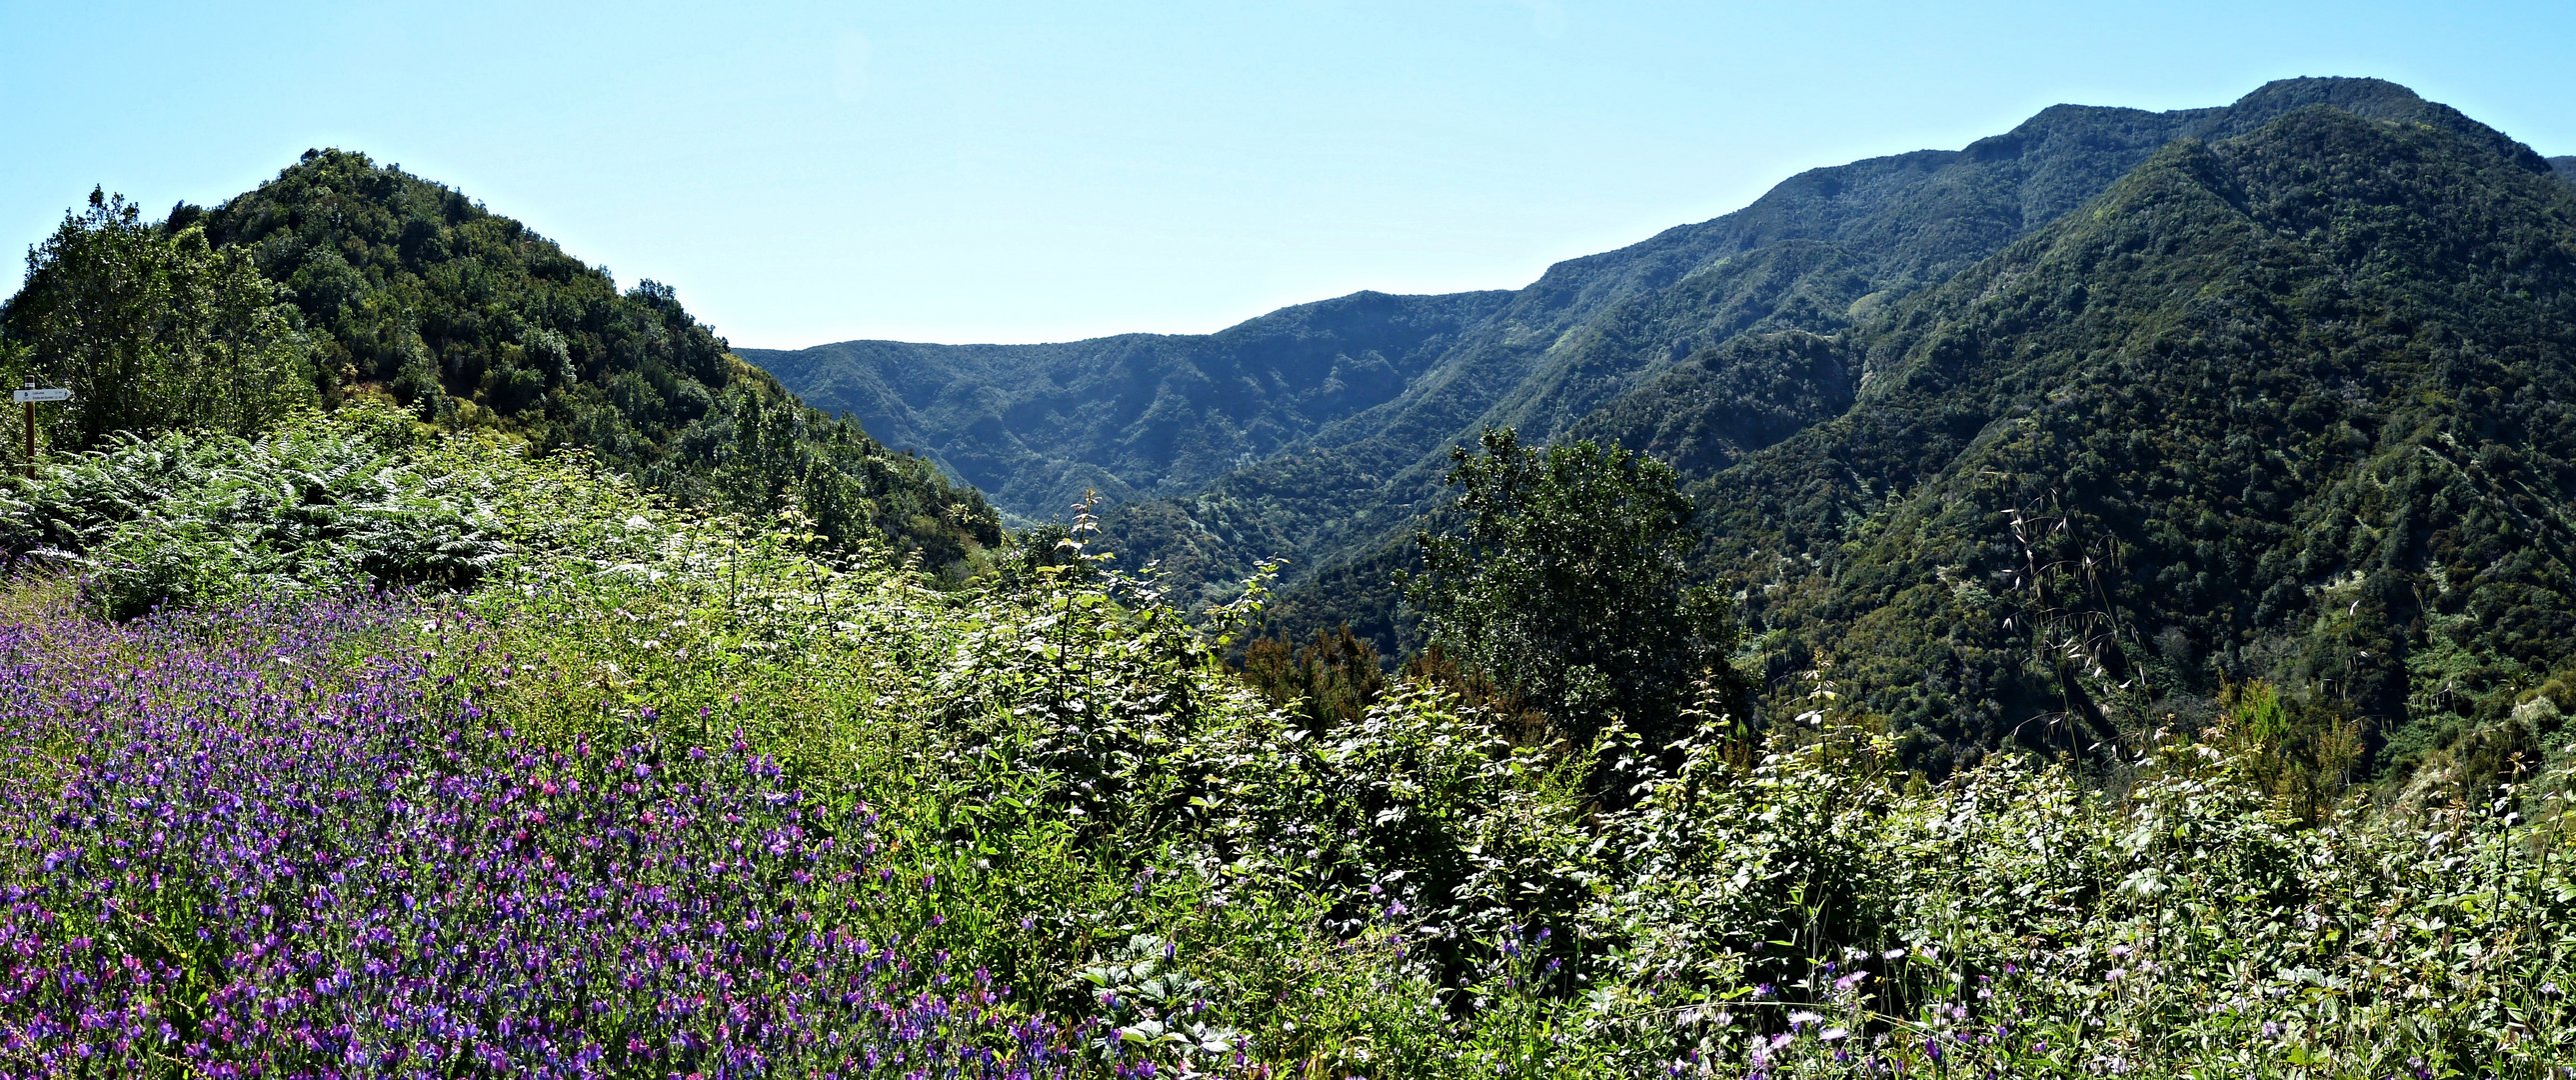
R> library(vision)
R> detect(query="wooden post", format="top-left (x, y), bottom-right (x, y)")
top-left (13, 387), bottom-right (70, 479)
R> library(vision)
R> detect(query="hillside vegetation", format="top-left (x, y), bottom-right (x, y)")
top-left (749, 290), bottom-right (1509, 516)
top-left (1, 152), bottom-right (999, 570)
top-left (760, 78), bottom-right (2517, 590)
top-left (4, 411), bottom-right (2574, 1076)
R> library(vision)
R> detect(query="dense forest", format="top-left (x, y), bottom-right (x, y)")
top-left (1669, 107), bottom-right (2576, 779)
top-left (0, 152), bottom-right (1000, 570)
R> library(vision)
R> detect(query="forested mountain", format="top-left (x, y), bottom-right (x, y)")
top-left (760, 78), bottom-right (2576, 774)
top-left (1146, 79), bottom-right (2543, 609)
top-left (1, 151), bottom-right (1001, 569)
top-left (763, 78), bottom-right (2522, 598)
top-left (1670, 106), bottom-right (2576, 773)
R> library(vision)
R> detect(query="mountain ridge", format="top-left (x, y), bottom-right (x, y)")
top-left (755, 79), bottom-right (2535, 546)
top-left (748, 288), bottom-right (1507, 516)
top-left (1082, 77), bottom-right (2537, 606)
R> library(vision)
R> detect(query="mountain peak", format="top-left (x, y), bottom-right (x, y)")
top-left (2229, 75), bottom-right (2425, 112)
top-left (2212, 76), bottom-right (2549, 172)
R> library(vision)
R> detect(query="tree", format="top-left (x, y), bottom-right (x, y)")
top-left (1239, 623), bottom-right (1388, 732)
top-left (1404, 427), bottom-right (1745, 749)
top-left (1, 189), bottom-right (317, 445)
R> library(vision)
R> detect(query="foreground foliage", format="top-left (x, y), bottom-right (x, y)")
top-left (0, 405), bottom-right (674, 620)
top-left (1405, 427), bottom-right (1743, 750)
top-left (3, 413), bottom-right (2574, 1076)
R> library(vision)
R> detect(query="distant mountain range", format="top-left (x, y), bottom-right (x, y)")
top-left (754, 77), bottom-right (2576, 773)
top-left (750, 289), bottom-right (1509, 516)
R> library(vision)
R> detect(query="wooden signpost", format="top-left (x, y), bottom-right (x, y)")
top-left (14, 386), bottom-right (69, 478)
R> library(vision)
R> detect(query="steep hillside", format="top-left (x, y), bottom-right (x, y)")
top-left (1682, 106), bottom-right (2576, 770)
top-left (2554, 155), bottom-right (2576, 185)
top-left (2, 151), bottom-right (1001, 568)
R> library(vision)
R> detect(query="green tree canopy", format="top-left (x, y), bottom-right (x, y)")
top-left (2, 189), bottom-right (318, 446)
top-left (1405, 427), bottom-right (1744, 749)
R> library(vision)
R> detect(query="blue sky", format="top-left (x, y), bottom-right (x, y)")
top-left (3, 1), bottom-right (2570, 348)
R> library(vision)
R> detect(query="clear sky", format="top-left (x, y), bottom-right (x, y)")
top-left (3, 1), bottom-right (2570, 348)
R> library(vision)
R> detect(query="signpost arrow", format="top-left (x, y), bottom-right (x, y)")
top-left (16, 386), bottom-right (69, 478)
